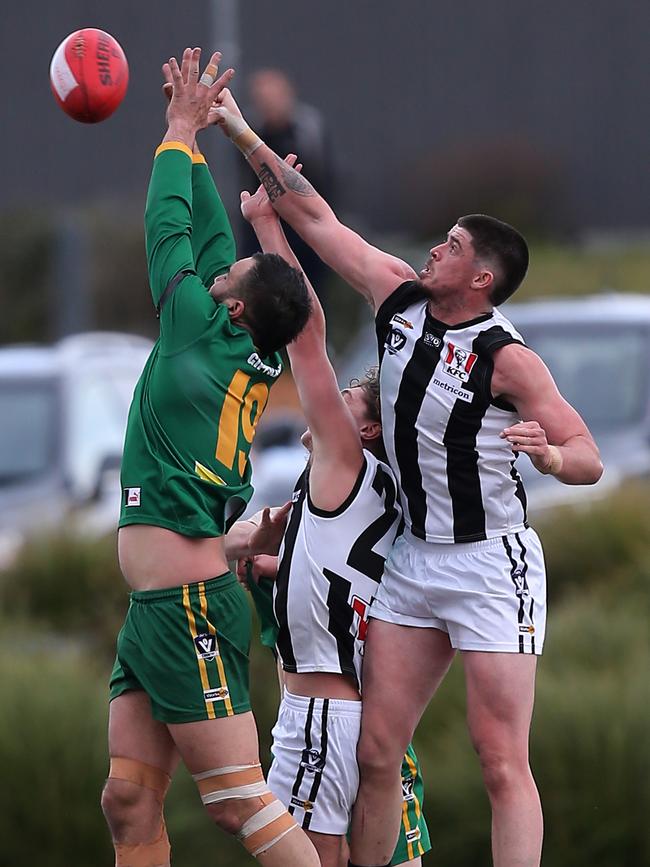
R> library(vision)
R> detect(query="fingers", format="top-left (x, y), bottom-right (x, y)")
top-left (209, 67), bottom-right (235, 98)
top-left (179, 47), bottom-right (195, 84)
top-left (199, 50), bottom-right (222, 87)
top-left (188, 46), bottom-right (201, 82)
top-left (240, 191), bottom-right (251, 202)
top-left (168, 56), bottom-right (183, 86)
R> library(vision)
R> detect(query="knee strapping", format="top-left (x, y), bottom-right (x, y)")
top-left (108, 758), bottom-right (171, 867)
top-left (192, 763), bottom-right (297, 856)
top-left (237, 794), bottom-right (298, 857)
top-left (192, 762), bottom-right (270, 805)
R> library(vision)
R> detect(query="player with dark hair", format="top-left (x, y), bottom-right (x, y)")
top-left (101, 50), bottom-right (319, 867)
top-left (230, 169), bottom-right (430, 867)
top-left (214, 90), bottom-right (603, 867)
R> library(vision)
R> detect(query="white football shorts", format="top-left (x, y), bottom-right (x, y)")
top-left (371, 527), bottom-right (546, 654)
top-left (267, 690), bottom-right (362, 835)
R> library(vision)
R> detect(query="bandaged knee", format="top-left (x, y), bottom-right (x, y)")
top-left (108, 758), bottom-right (171, 867)
top-left (192, 762), bottom-right (270, 805)
top-left (193, 763), bottom-right (297, 856)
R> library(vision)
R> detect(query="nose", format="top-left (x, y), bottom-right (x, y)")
top-left (430, 246), bottom-right (442, 261)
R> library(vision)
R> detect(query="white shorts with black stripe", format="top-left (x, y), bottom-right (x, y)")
top-left (267, 691), bottom-right (362, 835)
top-left (371, 527), bottom-right (546, 654)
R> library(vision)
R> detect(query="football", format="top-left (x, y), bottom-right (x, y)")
top-left (49, 28), bottom-right (129, 123)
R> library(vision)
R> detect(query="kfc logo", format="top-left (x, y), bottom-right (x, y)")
top-left (443, 342), bottom-right (478, 382)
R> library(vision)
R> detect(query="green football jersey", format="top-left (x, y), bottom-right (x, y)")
top-left (119, 144), bottom-right (282, 538)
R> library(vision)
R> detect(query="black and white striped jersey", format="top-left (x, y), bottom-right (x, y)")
top-left (273, 452), bottom-right (402, 686)
top-left (376, 281), bottom-right (528, 544)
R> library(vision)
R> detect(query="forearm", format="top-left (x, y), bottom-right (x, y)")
top-left (224, 519), bottom-right (258, 561)
top-left (538, 436), bottom-right (603, 485)
top-left (191, 153), bottom-right (236, 285)
top-left (144, 144), bottom-right (196, 305)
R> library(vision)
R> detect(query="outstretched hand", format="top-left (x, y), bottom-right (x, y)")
top-left (161, 47), bottom-right (234, 143)
top-left (240, 154), bottom-right (302, 224)
top-left (246, 502), bottom-right (292, 557)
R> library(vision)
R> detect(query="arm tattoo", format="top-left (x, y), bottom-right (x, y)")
top-left (258, 162), bottom-right (285, 203)
top-left (275, 156), bottom-right (318, 197)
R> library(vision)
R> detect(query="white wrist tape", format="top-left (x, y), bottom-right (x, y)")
top-left (539, 445), bottom-right (563, 476)
top-left (214, 108), bottom-right (262, 156)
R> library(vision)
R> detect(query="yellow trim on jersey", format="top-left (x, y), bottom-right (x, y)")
top-left (192, 153), bottom-right (207, 165)
top-left (155, 141), bottom-right (193, 160)
top-left (182, 584), bottom-right (216, 720)
top-left (198, 582), bottom-right (234, 716)
top-left (404, 752), bottom-right (425, 857)
top-left (195, 461), bottom-right (227, 486)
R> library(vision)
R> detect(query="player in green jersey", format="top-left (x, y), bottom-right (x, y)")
top-left (101, 49), bottom-right (319, 867)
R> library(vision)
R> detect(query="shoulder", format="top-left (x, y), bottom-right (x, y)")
top-left (492, 342), bottom-right (550, 398)
top-left (375, 280), bottom-right (427, 329)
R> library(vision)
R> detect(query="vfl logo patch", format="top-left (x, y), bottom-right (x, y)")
top-left (194, 633), bottom-right (218, 661)
top-left (443, 341), bottom-right (478, 382)
top-left (401, 775), bottom-right (416, 802)
top-left (300, 748), bottom-right (325, 773)
top-left (204, 687), bottom-right (230, 702)
top-left (124, 487), bottom-right (141, 507)
top-left (512, 568), bottom-right (529, 598)
top-left (385, 327), bottom-right (407, 355)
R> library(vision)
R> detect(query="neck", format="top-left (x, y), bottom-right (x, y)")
top-left (427, 297), bottom-right (492, 326)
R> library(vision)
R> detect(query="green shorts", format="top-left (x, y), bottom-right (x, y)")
top-left (393, 743), bottom-right (431, 864)
top-left (109, 572), bottom-right (251, 723)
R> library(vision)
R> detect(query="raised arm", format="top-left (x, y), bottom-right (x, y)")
top-left (493, 343), bottom-right (603, 485)
top-left (215, 90), bottom-right (416, 310)
top-left (240, 170), bottom-right (366, 510)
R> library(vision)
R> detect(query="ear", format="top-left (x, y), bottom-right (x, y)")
top-left (471, 269), bottom-right (494, 291)
top-left (359, 420), bottom-right (382, 444)
top-left (225, 298), bottom-right (246, 320)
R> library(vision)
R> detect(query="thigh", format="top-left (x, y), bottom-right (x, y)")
top-left (306, 830), bottom-right (347, 867)
top-left (167, 710), bottom-right (261, 773)
top-left (108, 690), bottom-right (179, 775)
top-left (360, 620), bottom-right (455, 758)
top-left (462, 651), bottom-right (538, 755)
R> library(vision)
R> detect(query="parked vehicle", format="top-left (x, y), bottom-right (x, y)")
top-left (0, 332), bottom-right (152, 562)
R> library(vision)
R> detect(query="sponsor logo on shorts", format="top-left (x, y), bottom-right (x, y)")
top-left (443, 342), bottom-right (478, 382)
top-left (392, 314), bottom-right (413, 329)
top-left (406, 828), bottom-right (422, 843)
top-left (519, 625), bottom-right (535, 634)
top-left (300, 748), bottom-right (325, 773)
top-left (432, 377), bottom-right (473, 403)
top-left (124, 487), bottom-right (141, 507)
top-left (194, 633), bottom-right (218, 661)
top-left (401, 775), bottom-right (415, 802)
top-left (423, 331), bottom-right (442, 347)
top-left (203, 687), bottom-right (230, 702)
top-left (290, 796), bottom-right (314, 811)
top-left (385, 327), bottom-right (407, 355)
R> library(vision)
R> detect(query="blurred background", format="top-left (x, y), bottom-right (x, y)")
top-left (1, 1), bottom-right (649, 864)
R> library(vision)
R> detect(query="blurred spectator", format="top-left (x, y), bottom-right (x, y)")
top-left (238, 69), bottom-right (335, 310)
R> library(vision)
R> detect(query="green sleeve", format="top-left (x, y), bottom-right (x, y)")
top-left (144, 145), bottom-right (226, 349)
top-left (191, 157), bottom-right (236, 286)
top-left (144, 146), bottom-right (197, 307)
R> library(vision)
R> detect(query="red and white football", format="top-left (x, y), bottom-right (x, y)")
top-left (49, 28), bottom-right (129, 123)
